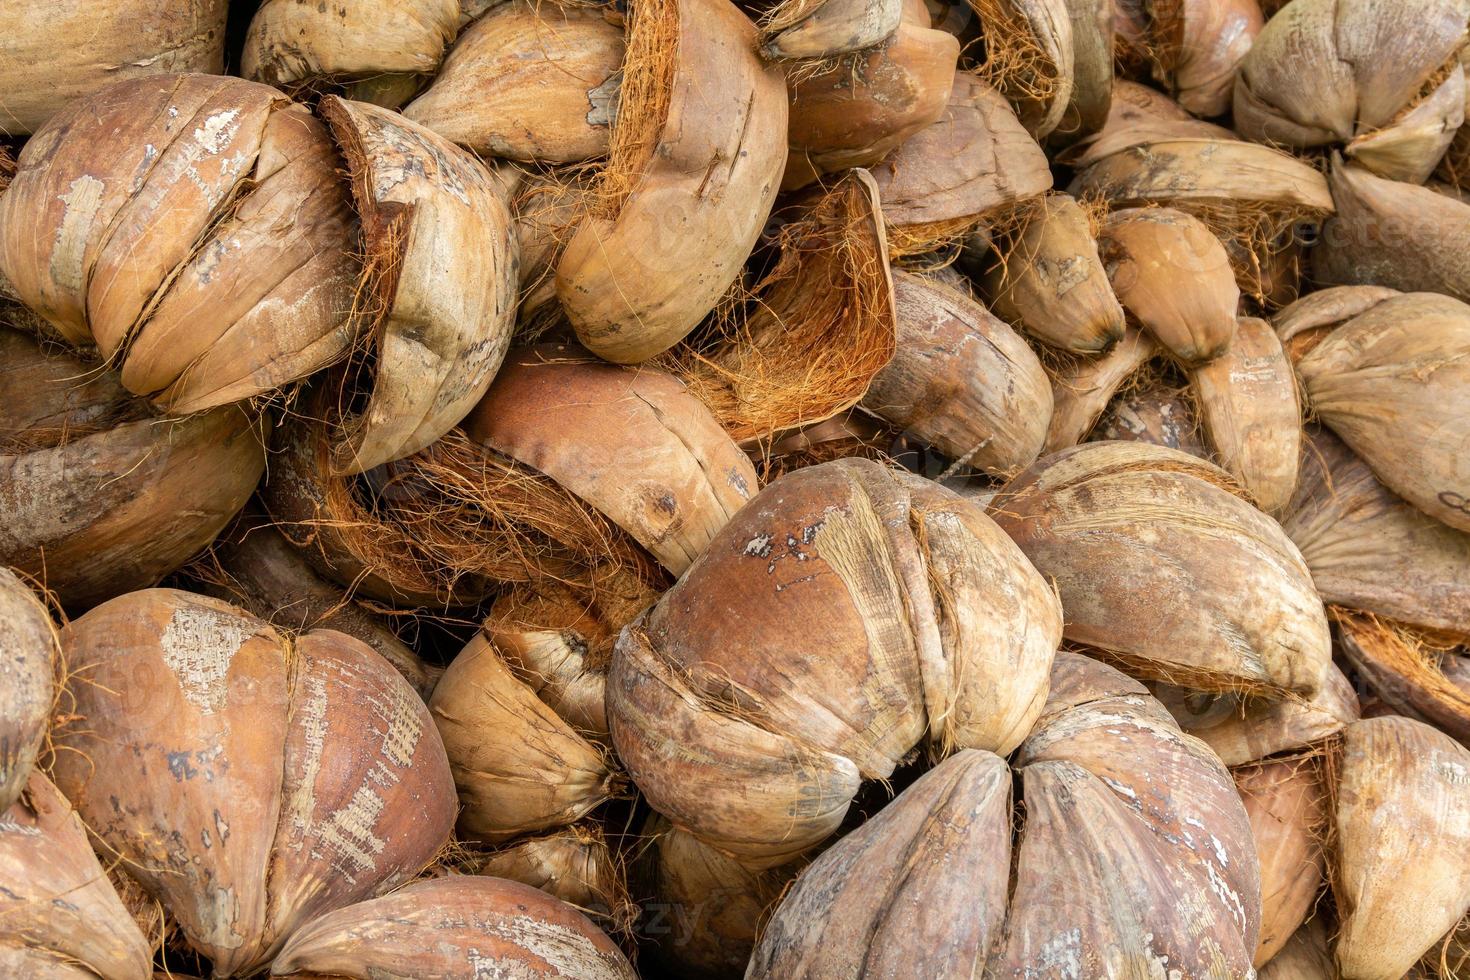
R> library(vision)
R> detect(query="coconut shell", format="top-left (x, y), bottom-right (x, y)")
top-left (760, 0), bottom-right (905, 59)
top-left (1334, 612), bottom-right (1470, 746)
top-left (1093, 380), bottom-right (1207, 454)
top-left (970, 0), bottom-right (1075, 138)
top-left (751, 652), bottom-right (1261, 977)
top-left (1332, 716), bottom-right (1470, 979)
top-left (270, 876), bottom-right (636, 979)
top-left (1060, 78), bottom-right (1236, 165)
top-left (0, 1), bottom-right (227, 136)
top-left (870, 72), bottom-right (1053, 255)
top-left (474, 824), bottom-right (630, 930)
top-left (1166, 0), bottom-right (1263, 118)
top-left (0, 569), bottom-right (54, 813)
top-left (1235, 758), bottom-right (1327, 968)
top-left (404, 2), bottom-right (624, 164)
top-left (1190, 315), bottom-right (1301, 514)
top-left (320, 97), bottom-right (519, 474)
top-left (608, 459), bottom-right (1061, 867)
top-left (983, 192), bottom-right (1126, 353)
top-left (1260, 918), bottom-right (1337, 979)
top-left (1272, 283), bottom-right (1401, 361)
top-left (1048, 0), bottom-right (1112, 146)
top-left (862, 270), bottom-right (1052, 476)
top-left (0, 772), bottom-right (153, 980)
top-left (1042, 324), bottom-right (1158, 452)
top-left (989, 441), bottom-right (1332, 696)
top-left (1294, 291), bottom-right (1470, 534)
top-left (1098, 207), bottom-right (1240, 364)
top-left (556, 0), bottom-right (788, 363)
top-left (49, 589), bottom-right (458, 976)
top-left (0, 74), bottom-right (362, 412)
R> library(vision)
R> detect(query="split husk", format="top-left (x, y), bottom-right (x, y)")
top-left (1235, 756), bottom-right (1328, 968)
top-left (1041, 324), bottom-right (1158, 452)
top-left (989, 441), bottom-right (1332, 696)
top-left (0, 74), bottom-right (363, 413)
top-left (510, 167), bottom-right (598, 330)
top-left (969, 0), bottom-right (1074, 138)
top-left (1047, 0), bottom-right (1113, 146)
top-left (759, 0), bottom-right (905, 59)
top-left (1061, 78), bottom-right (1237, 164)
top-left (0, 0), bottom-right (227, 136)
top-left (404, 1), bottom-right (625, 164)
top-left (1093, 379), bottom-right (1207, 454)
top-left (556, 0), bottom-right (789, 362)
top-left (862, 270), bottom-right (1052, 476)
top-left (0, 569), bottom-right (55, 813)
top-left (1334, 612), bottom-right (1470, 746)
top-left (608, 459), bottom-right (1062, 867)
top-left (270, 876), bottom-right (637, 979)
top-left (320, 96), bottom-right (519, 473)
top-left (983, 191), bottom-right (1126, 353)
top-left (49, 589), bottom-right (458, 976)
top-left (1154, 0), bottom-right (1264, 118)
top-left (472, 824), bottom-right (633, 932)
top-left (750, 652), bottom-right (1261, 977)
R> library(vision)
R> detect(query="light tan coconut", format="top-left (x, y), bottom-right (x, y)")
top-left (1271, 283), bottom-right (1402, 361)
top-left (759, 0), bottom-right (905, 59)
top-left (1060, 78), bottom-right (1238, 164)
top-left (473, 824), bottom-right (632, 932)
top-left (1155, 0), bottom-right (1264, 117)
top-left (1047, 0), bottom-right (1113, 146)
top-left (1042, 324), bottom-right (1158, 452)
top-left (1235, 758), bottom-right (1328, 967)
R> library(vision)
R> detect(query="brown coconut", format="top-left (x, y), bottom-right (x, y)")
top-left (1042, 324), bottom-right (1158, 452)
top-left (0, 330), bottom-right (264, 609)
top-left (989, 441), bottom-right (1332, 696)
top-left (1272, 283), bottom-right (1402, 361)
top-left (749, 652), bottom-right (1261, 977)
top-left (0, 1), bottom-right (226, 136)
top-left (1061, 78), bottom-right (1237, 164)
top-left (983, 191), bottom-right (1126, 353)
top-left (1334, 613), bottom-right (1470, 748)
top-left (1235, 0), bottom-right (1467, 183)
top-left (49, 589), bottom-right (458, 976)
top-left (319, 96), bottom-right (520, 473)
top-left (1236, 758), bottom-right (1329, 968)
top-left (556, 0), bottom-right (789, 363)
top-left (608, 459), bottom-right (1063, 868)
top-left (1150, 0), bottom-right (1264, 118)
top-left (861, 270), bottom-right (1052, 476)
top-left (1092, 380), bottom-right (1207, 454)
top-left (968, 0), bottom-right (1075, 138)
top-left (473, 824), bottom-right (631, 931)
top-left (0, 569), bottom-right (55, 813)
top-left (1097, 206), bottom-right (1241, 364)
top-left (1047, 0), bottom-right (1113, 146)
top-left (759, 0), bottom-right (905, 59)
top-left (0, 74), bottom-right (363, 413)
top-left (1260, 918), bottom-right (1337, 980)
top-left (509, 167), bottom-right (596, 331)
top-left (0, 772), bottom-right (153, 980)
top-left (404, 1), bottom-right (624, 164)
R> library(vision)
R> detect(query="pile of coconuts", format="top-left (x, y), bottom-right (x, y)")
top-left (3, 0), bottom-right (1470, 976)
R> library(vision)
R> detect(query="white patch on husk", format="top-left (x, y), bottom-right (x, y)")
top-left (159, 605), bottom-right (256, 715)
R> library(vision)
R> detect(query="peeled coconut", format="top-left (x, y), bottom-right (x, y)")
top-left (1041, 325), bottom-right (1158, 452)
top-left (759, 0), bottom-right (905, 59)
top-left (608, 458), bottom-right (1063, 868)
top-left (270, 876), bottom-right (637, 979)
top-left (1062, 77), bottom-right (1238, 163)
top-left (749, 652), bottom-right (1261, 977)
top-left (989, 441), bottom-right (1332, 696)
top-left (0, 569), bottom-right (55, 812)
top-left (49, 589), bottom-right (458, 976)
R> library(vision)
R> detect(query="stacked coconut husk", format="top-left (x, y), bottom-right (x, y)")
top-left (1, 0), bottom-right (1470, 977)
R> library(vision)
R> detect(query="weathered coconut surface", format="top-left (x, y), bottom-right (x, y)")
top-left (0, 568), bottom-right (55, 812)
top-left (1093, 381), bottom-right (1207, 455)
top-left (1236, 758), bottom-right (1328, 967)
top-left (243, 0), bottom-right (458, 91)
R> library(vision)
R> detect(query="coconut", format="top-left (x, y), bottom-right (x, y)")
top-left (0, 330), bottom-right (265, 609)
top-left (1189, 315), bottom-right (1301, 514)
top-left (1235, 0), bottom-right (1467, 183)
top-left (48, 589), bottom-right (458, 976)
top-left (989, 441), bottom-right (1332, 695)
top-left (608, 459), bottom-right (1062, 868)
top-left (508, 168), bottom-right (596, 332)
top-left (1260, 918), bottom-right (1336, 980)
top-left (870, 72), bottom-right (1053, 255)
top-left (1093, 380), bottom-right (1207, 454)
top-left (0, 1), bottom-right (226, 136)
top-left (1293, 291), bottom-right (1470, 534)
top-left (1331, 716), bottom-right (1470, 979)
top-left (861, 270), bottom-right (1052, 476)
top-left (0, 570), bottom-right (54, 814)
top-left (1334, 613), bottom-right (1470, 747)
top-left (1042, 325), bottom-right (1158, 452)
top-left (749, 652), bottom-right (1260, 977)
top-left (1047, 0), bottom-right (1112, 146)
top-left (319, 96), bottom-right (520, 474)
top-left (242, 0), bottom-right (459, 103)
top-left (404, 1), bottom-right (624, 164)
top-left (1234, 759), bottom-right (1327, 967)
top-left (1060, 78), bottom-right (1238, 163)
top-left (473, 824), bottom-right (632, 932)
top-left (1272, 283), bottom-right (1402, 361)
top-left (759, 0), bottom-right (905, 59)
top-left (0, 772), bottom-right (153, 979)
top-left (968, 0), bottom-right (1075, 138)
top-left (1150, 0), bottom-right (1264, 118)
top-left (0, 74), bottom-right (363, 413)
top-left (983, 192), bottom-right (1126, 353)
top-left (556, 0), bottom-right (789, 363)
top-left (782, 8), bottom-right (959, 189)
top-left (1097, 207), bottom-right (1240, 364)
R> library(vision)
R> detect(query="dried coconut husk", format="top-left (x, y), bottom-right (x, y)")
top-left (1260, 917), bottom-right (1337, 979)
top-left (1333, 612), bottom-right (1470, 746)
top-left (511, 168), bottom-right (597, 332)
top-left (1189, 315), bottom-right (1301, 514)
top-left (755, 409), bottom-right (895, 479)
top-left (319, 96), bottom-right (519, 474)
top-left (0, 74), bottom-right (363, 413)
top-left (1271, 283), bottom-right (1401, 361)
top-left (1329, 716), bottom-right (1470, 979)
top-left (1293, 290), bottom-right (1470, 534)
top-left (49, 589), bottom-right (458, 977)
top-left (983, 191), bottom-right (1126, 353)
top-left (989, 441), bottom-right (1332, 696)
top-left (271, 875), bottom-right (636, 979)
top-left (759, 0), bottom-right (904, 59)
top-left (750, 652), bottom-right (1261, 977)
top-left (1041, 324), bottom-right (1158, 452)
top-left (0, 1), bottom-right (226, 136)
top-left (870, 72), bottom-right (1053, 256)
top-left (1071, 136), bottom-right (1333, 301)
top-left (968, 0), bottom-right (1074, 138)
top-left (404, 1), bottom-right (624, 164)
top-left (1046, 0), bottom-right (1112, 147)
top-left (1097, 206), bottom-right (1240, 364)
top-left (1312, 161), bottom-right (1470, 303)
top-left (669, 169), bottom-right (897, 447)
top-left (1235, 0), bottom-right (1467, 184)
top-left (1092, 379), bottom-right (1207, 454)
top-left (610, 459), bottom-right (1062, 868)
top-left (187, 514), bottom-right (440, 700)
top-left (862, 269), bottom-right (1052, 476)
top-left (0, 331), bottom-right (265, 610)
top-left (0, 569), bottom-right (56, 813)
top-left (0, 772), bottom-right (152, 980)
top-left (242, 0), bottom-right (458, 101)
top-left (557, 0), bottom-right (789, 363)
top-left (781, 11), bottom-right (959, 189)
top-left (1147, 0), bottom-right (1263, 119)
top-left (1059, 77), bottom-right (1234, 164)
top-left (473, 824), bottom-right (633, 933)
